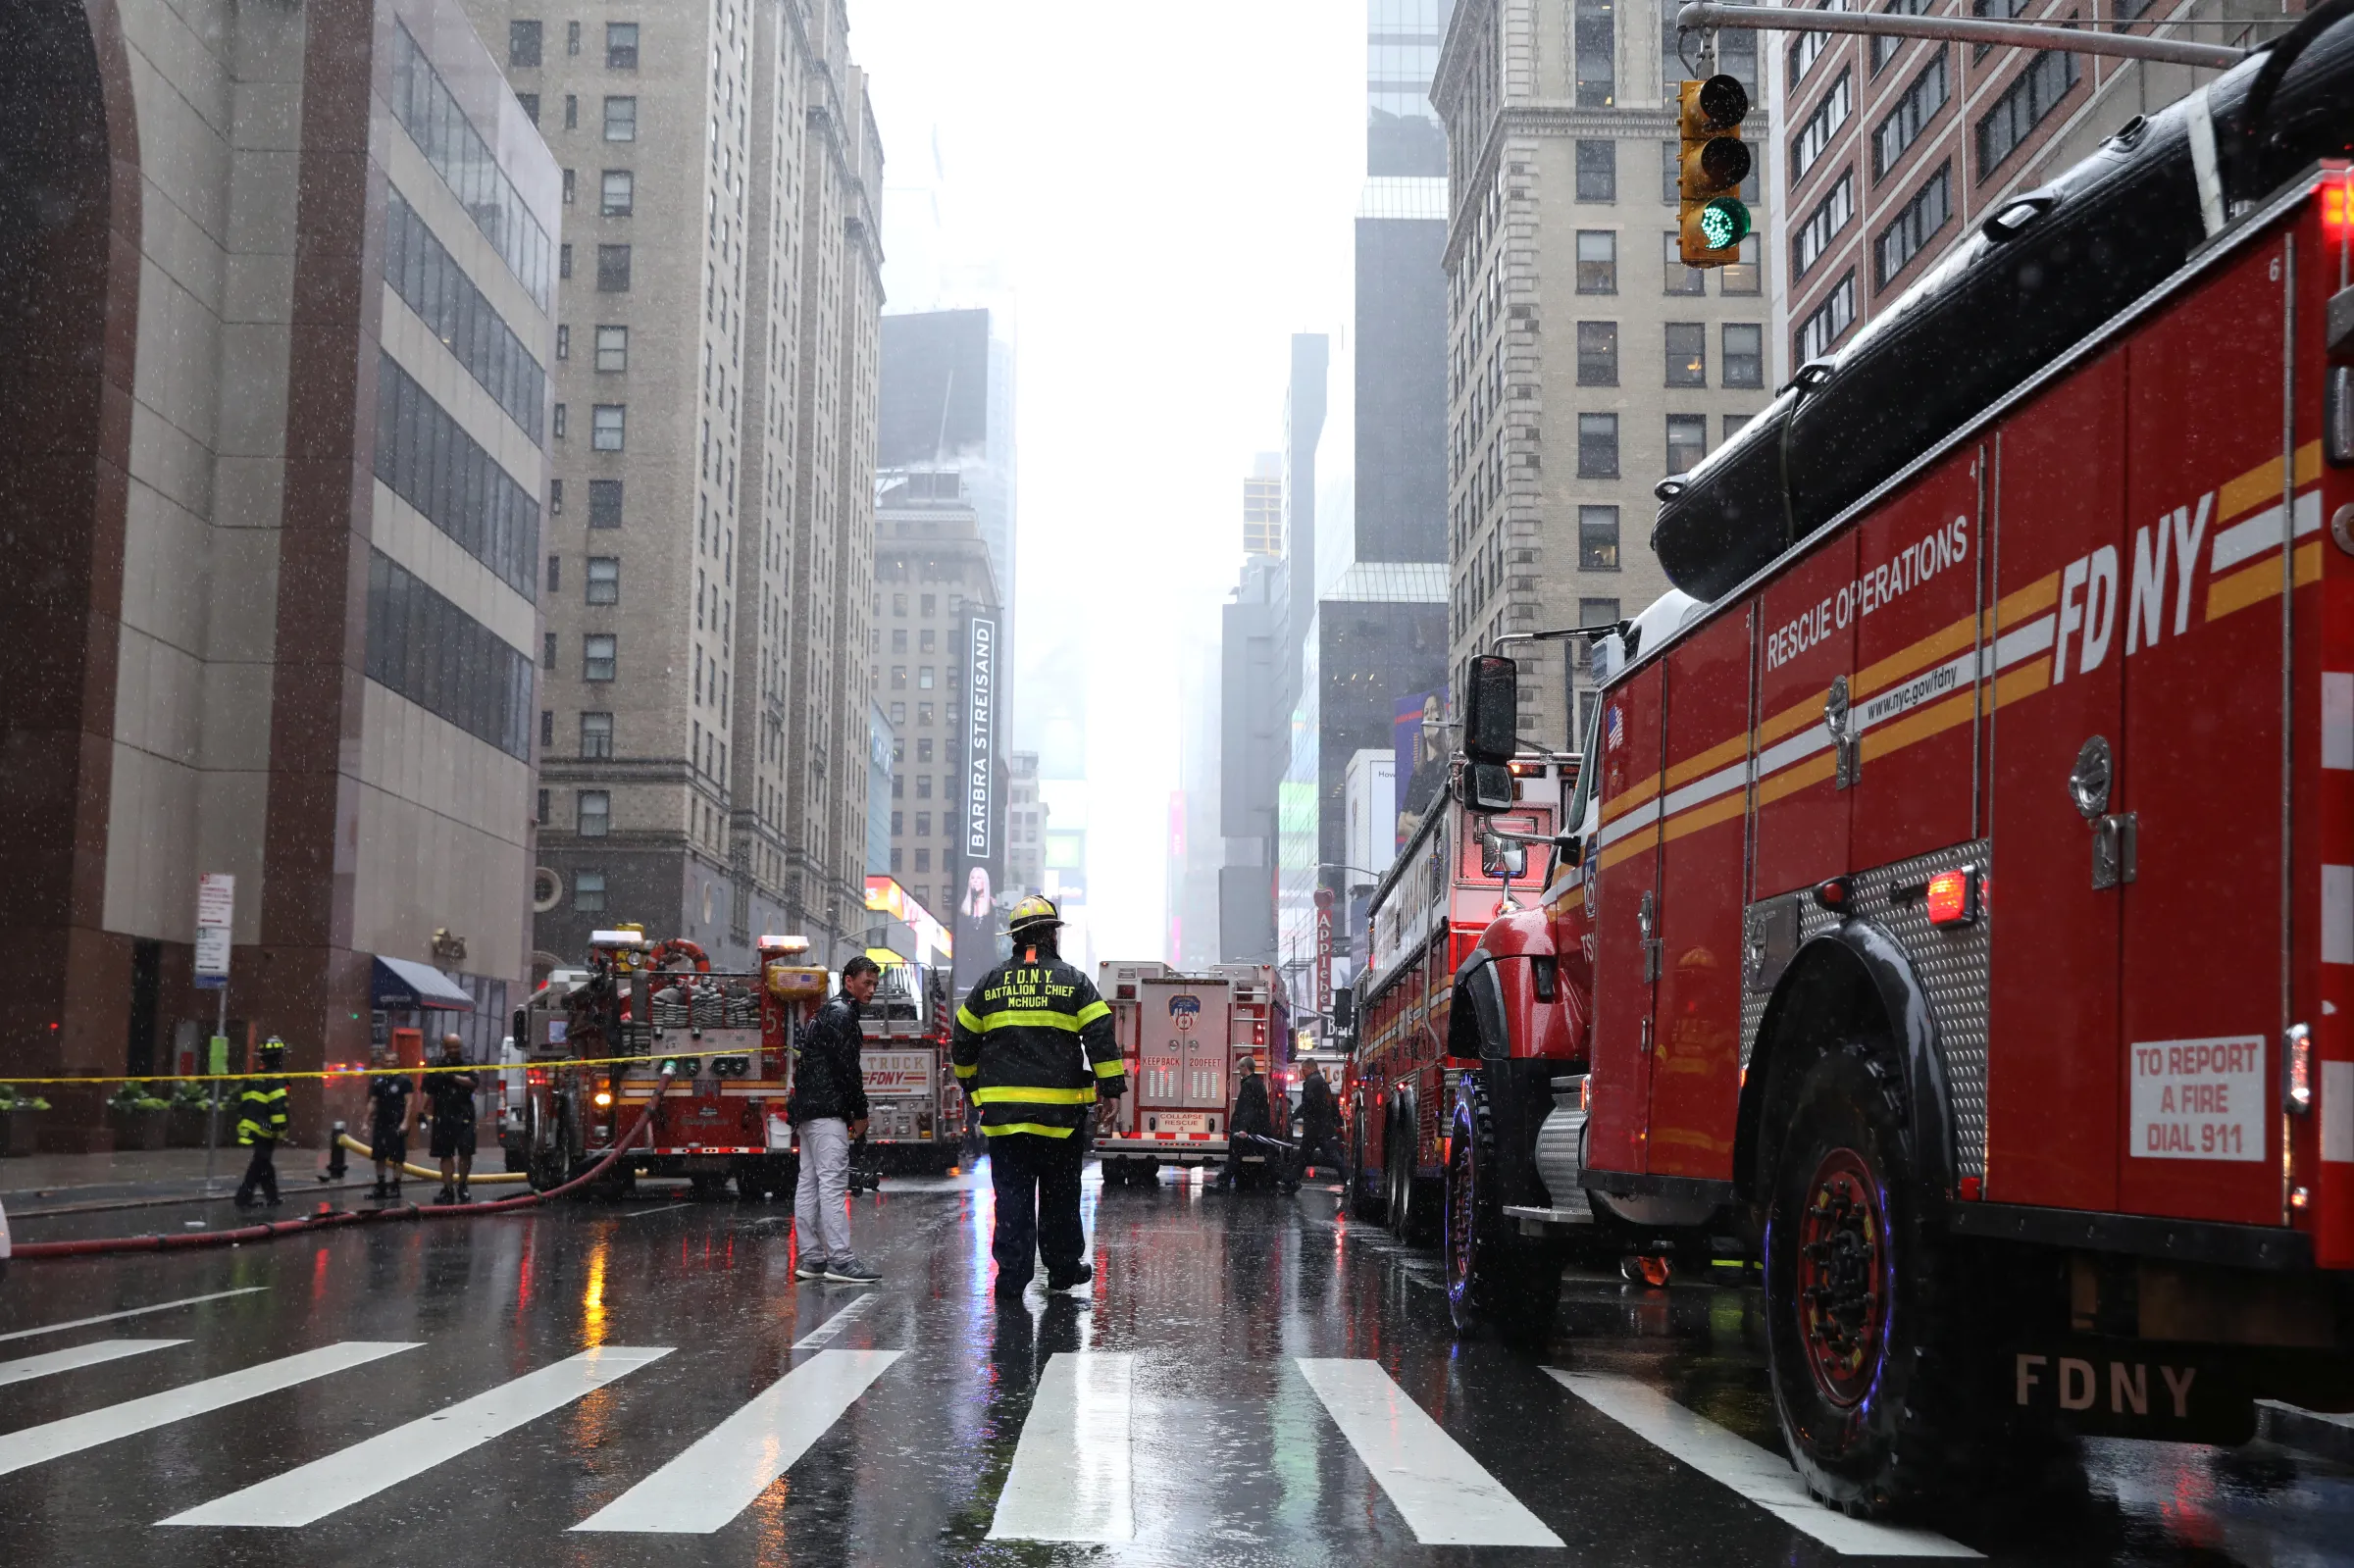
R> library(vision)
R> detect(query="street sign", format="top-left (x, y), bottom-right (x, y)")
top-left (194, 872), bottom-right (233, 988)
top-left (209, 1036), bottom-right (230, 1075)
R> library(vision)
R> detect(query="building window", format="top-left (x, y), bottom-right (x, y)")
top-left (509, 20), bottom-right (542, 68)
top-left (1722, 323), bottom-right (1765, 387)
top-left (890, 848), bottom-right (903, 873)
top-left (586, 556), bottom-right (620, 605)
top-left (1722, 234), bottom-right (1763, 294)
top-left (1876, 162), bottom-right (1952, 288)
top-left (1660, 140), bottom-right (1681, 205)
top-left (1666, 414), bottom-right (1709, 476)
top-left (918, 737), bottom-right (934, 763)
top-left (596, 244), bottom-right (632, 291)
top-left (1575, 230), bottom-right (1616, 294)
top-left (581, 712), bottom-right (614, 759)
top-left (595, 326), bottom-right (628, 372)
top-left (1575, 322), bottom-right (1618, 385)
top-left (919, 628), bottom-right (937, 653)
top-left (605, 22), bottom-right (639, 69)
top-left (917, 775), bottom-right (935, 799)
top-left (591, 404), bottom-right (626, 450)
top-left (1579, 595), bottom-right (1623, 630)
top-left (382, 189), bottom-right (548, 445)
top-left (388, 25), bottom-right (552, 309)
top-left (1794, 170), bottom-right (1855, 278)
top-left (1577, 414), bottom-right (1619, 479)
top-left (891, 811), bottom-right (903, 835)
top-left (588, 479), bottom-right (624, 528)
top-left (546, 554), bottom-right (561, 593)
top-left (549, 479), bottom-right (563, 515)
top-left (1573, 0), bottom-right (1615, 106)
top-left (537, 787), bottom-right (550, 824)
top-left (1787, 21), bottom-right (1829, 88)
top-left (1874, 0), bottom-right (1930, 71)
top-left (552, 403), bottom-right (567, 438)
top-left (564, 93), bottom-right (578, 129)
top-left (890, 702), bottom-right (905, 724)
top-left (585, 633), bottom-right (617, 681)
top-left (1575, 140), bottom-right (1616, 202)
top-left (604, 96), bottom-right (637, 141)
top-left (516, 92), bottom-right (539, 124)
top-left (600, 170), bottom-right (634, 216)
top-left (1725, 412), bottom-right (1754, 444)
top-left (916, 812), bottom-right (932, 837)
top-left (1970, 0), bottom-right (2031, 60)
top-left (1874, 50), bottom-right (1948, 179)
top-left (918, 666), bottom-right (936, 689)
top-left (575, 872), bottom-right (606, 913)
top-left (539, 708), bottom-right (554, 748)
top-left (1664, 322), bottom-right (1706, 386)
top-left (1795, 269), bottom-right (1859, 363)
top-left (1578, 505), bottom-right (1621, 570)
top-left (543, 632), bottom-right (557, 670)
top-left (1977, 50), bottom-right (2078, 178)
top-left (371, 353), bottom-right (541, 596)
top-left (559, 243), bottom-right (573, 278)
top-left (891, 666), bottom-right (906, 690)
top-left (555, 325), bottom-right (570, 360)
top-left (1790, 71), bottom-right (1853, 183)
top-left (363, 549), bottom-right (536, 759)
top-left (1663, 231), bottom-right (1707, 296)
top-left (892, 628), bottom-right (907, 654)
top-left (918, 703), bottom-right (935, 727)
top-left (566, 20), bottom-right (580, 54)
top-left (578, 790), bottom-right (611, 837)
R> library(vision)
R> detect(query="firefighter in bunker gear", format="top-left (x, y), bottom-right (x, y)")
top-left (232, 1037), bottom-right (291, 1209)
top-left (951, 896), bottom-right (1127, 1297)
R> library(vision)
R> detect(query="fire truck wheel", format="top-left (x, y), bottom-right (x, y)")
top-left (1763, 1039), bottom-right (1972, 1518)
top-left (1347, 1114), bottom-right (1382, 1221)
top-left (1446, 1093), bottom-right (1563, 1348)
top-left (526, 1097), bottom-right (571, 1193)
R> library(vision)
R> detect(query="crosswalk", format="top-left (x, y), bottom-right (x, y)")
top-left (0, 1296), bottom-right (1980, 1554)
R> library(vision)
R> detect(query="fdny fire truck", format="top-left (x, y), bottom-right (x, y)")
top-left (1350, 760), bottom-right (1565, 1240)
top-left (1439, 67), bottom-right (2354, 1515)
top-left (857, 958), bottom-right (966, 1173)
top-left (1095, 962), bottom-right (1290, 1184)
top-left (512, 929), bottom-right (830, 1199)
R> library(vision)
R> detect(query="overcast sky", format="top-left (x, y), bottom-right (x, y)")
top-left (851, 0), bottom-right (1367, 960)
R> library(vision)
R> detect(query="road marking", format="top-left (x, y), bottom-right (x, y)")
top-left (620, 1202), bottom-right (693, 1219)
top-left (791, 1290), bottom-right (877, 1350)
top-left (988, 1352), bottom-right (1134, 1543)
top-left (571, 1349), bottom-right (902, 1534)
top-left (0, 1341), bottom-right (416, 1479)
top-left (160, 1345), bottom-right (673, 1527)
top-left (0, 1339), bottom-right (185, 1389)
top-left (1545, 1370), bottom-right (1981, 1557)
top-left (0, 1287), bottom-right (268, 1345)
top-left (1296, 1358), bottom-right (1561, 1547)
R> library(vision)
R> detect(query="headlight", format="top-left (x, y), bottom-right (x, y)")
top-left (593, 1090), bottom-right (613, 1107)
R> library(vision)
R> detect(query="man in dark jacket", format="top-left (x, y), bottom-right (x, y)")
top-left (1297, 1069), bottom-right (1347, 1182)
top-left (232, 1036), bottom-right (291, 1209)
top-left (792, 955), bottom-right (878, 1283)
top-left (952, 897), bottom-right (1126, 1299)
top-left (1220, 1056), bottom-right (1273, 1189)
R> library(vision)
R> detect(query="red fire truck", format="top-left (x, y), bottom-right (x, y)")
top-left (1350, 761), bottom-right (1566, 1239)
top-left (1443, 158), bottom-right (2354, 1513)
top-left (857, 958), bottom-right (966, 1173)
top-left (1095, 962), bottom-right (1291, 1184)
top-left (512, 929), bottom-right (830, 1198)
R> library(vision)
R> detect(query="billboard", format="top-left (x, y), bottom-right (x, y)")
top-left (953, 614), bottom-right (1002, 992)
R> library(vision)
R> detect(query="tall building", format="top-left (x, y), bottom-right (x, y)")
top-left (1770, 0), bottom-right (2278, 373)
top-left (1005, 750), bottom-right (1045, 897)
top-left (4, 0), bottom-right (554, 1144)
top-left (1244, 452), bottom-right (1283, 557)
top-left (1433, 0), bottom-right (1772, 750)
top-left (470, 0), bottom-right (885, 971)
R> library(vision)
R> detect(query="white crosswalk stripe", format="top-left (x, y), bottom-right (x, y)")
top-left (1546, 1370), bottom-right (1981, 1557)
top-left (0, 1341), bottom-right (417, 1479)
top-left (160, 1345), bottom-right (673, 1528)
top-left (988, 1352), bottom-right (1134, 1543)
top-left (1297, 1357), bottom-right (1563, 1547)
top-left (572, 1349), bottom-right (901, 1534)
top-left (0, 1288), bottom-right (268, 1345)
top-left (0, 1339), bottom-right (184, 1389)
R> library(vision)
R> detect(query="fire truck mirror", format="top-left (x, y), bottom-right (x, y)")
top-left (1463, 654), bottom-right (1520, 765)
top-left (1480, 835), bottom-right (1527, 880)
top-left (1461, 762), bottom-right (1516, 815)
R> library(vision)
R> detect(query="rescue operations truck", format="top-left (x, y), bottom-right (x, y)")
top-left (1095, 962), bottom-right (1291, 1185)
top-left (1430, 122), bottom-right (2354, 1513)
top-left (857, 958), bottom-right (966, 1172)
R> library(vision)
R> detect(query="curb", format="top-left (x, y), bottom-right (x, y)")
top-left (2257, 1400), bottom-right (2354, 1465)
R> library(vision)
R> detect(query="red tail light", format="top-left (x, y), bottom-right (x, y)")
top-left (2324, 176), bottom-right (2354, 238)
top-left (1925, 868), bottom-right (1978, 926)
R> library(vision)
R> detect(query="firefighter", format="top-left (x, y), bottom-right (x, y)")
top-left (423, 1034), bottom-right (480, 1205)
top-left (951, 896), bottom-right (1126, 1299)
top-left (231, 1037), bottom-right (291, 1209)
top-left (366, 1047), bottom-right (417, 1202)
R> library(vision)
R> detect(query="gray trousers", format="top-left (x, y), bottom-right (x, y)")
top-left (793, 1116), bottom-right (852, 1266)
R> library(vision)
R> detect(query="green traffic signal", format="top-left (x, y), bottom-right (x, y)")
top-left (1698, 197), bottom-right (1752, 251)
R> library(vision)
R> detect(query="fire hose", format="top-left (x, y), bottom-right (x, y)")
top-left (333, 1134), bottom-right (530, 1185)
top-left (12, 1069), bottom-right (673, 1260)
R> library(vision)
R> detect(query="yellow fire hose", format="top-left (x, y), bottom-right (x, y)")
top-left (336, 1133), bottom-right (531, 1184)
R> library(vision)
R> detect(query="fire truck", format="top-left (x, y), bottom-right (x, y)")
top-left (1440, 115), bottom-right (2354, 1511)
top-left (1350, 761), bottom-right (1566, 1241)
top-left (1095, 962), bottom-right (1291, 1184)
top-left (857, 958), bottom-right (966, 1172)
top-left (511, 929), bottom-right (830, 1198)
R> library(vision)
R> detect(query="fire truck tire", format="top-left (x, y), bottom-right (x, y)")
top-left (1762, 1038), bottom-right (1980, 1518)
top-left (1446, 1093), bottom-right (1563, 1348)
top-left (1347, 1109), bottom-right (1382, 1220)
top-left (526, 1097), bottom-right (571, 1193)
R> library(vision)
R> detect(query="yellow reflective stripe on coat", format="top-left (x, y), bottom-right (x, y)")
top-left (970, 1085), bottom-right (1097, 1105)
top-left (1092, 1057), bottom-right (1127, 1079)
top-left (1074, 999), bottom-right (1111, 1028)
top-left (980, 1121), bottom-right (1076, 1138)
top-left (952, 1061), bottom-right (977, 1080)
top-left (963, 1008), bottom-right (1086, 1034)
top-left (955, 1005), bottom-right (984, 1034)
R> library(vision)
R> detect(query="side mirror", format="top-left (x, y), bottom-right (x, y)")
top-left (1557, 834), bottom-right (1585, 870)
top-left (1462, 654), bottom-right (1519, 765)
top-left (1460, 762), bottom-right (1515, 814)
top-left (1480, 835), bottom-right (1527, 879)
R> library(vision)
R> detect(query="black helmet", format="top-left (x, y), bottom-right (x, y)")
top-left (259, 1036), bottom-right (287, 1060)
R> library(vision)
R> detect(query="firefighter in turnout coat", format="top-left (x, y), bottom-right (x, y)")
top-left (232, 1036), bottom-right (291, 1209)
top-left (951, 896), bottom-right (1126, 1298)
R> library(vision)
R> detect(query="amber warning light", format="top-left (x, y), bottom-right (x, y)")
top-left (1925, 867), bottom-right (1979, 927)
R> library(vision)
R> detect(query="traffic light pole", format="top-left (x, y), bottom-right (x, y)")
top-left (1672, 1), bottom-right (2246, 69)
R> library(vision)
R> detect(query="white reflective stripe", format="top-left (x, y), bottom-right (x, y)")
top-left (988, 1352), bottom-right (1134, 1542)
top-left (163, 1345), bottom-right (672, 1527)
top-left (0, 1287), bottom-right (269, 1345)
top-left (1754, 719), bottom-right (1832, 784)
top-left (2324, 1062), bottom-right (2354, 1163)
top-left (573, 1349), bottom-right (901, 1534)
top-left (1296, 1357), bottom-right (1562, 1547)
top-left (2326, 674), bottom-right (2354, 772)
top-left (1856, 645), bottom-right (1979, 734)
top-left (1597, 794), bottom-right (1663, 850)
top-left (1547, 1370), bottom-right (1980, 1557)
top-left (1994, 613), bottom-right (2056, 670)
top-left (0, 1341), bottom-right (417, 1478)
top-left (1658, 756), bottom-right (1751, 821)
top-left (2211, 489), bottom-right (2323, 574)
top-left (0, 1339), bottom-right (183, 1389)
top-left (2326, 866), bottom-right (2354, 966)
top-left (2186, 85), bottom-right (2226, 237)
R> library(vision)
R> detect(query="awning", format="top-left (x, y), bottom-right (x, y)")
top-left (373, 956), bottom-right (475, 1012)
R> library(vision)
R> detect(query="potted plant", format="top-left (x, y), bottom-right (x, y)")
top-left (0, 1087), bottom-right (47, 1157)
top-left (167, 1079), bottom-right (218, 1147)
top-left (106, 1082), bottom-right (172, 1151)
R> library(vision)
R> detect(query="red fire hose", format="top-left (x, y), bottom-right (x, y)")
top-left (12, 1070), bottom-right (673, 1260)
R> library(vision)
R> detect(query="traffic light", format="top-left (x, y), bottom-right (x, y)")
top-left (1677, 74), bottom-right (1753, 267)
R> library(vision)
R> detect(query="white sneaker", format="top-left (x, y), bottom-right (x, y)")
top-left (794, 1257), bottom-right (829, 1280)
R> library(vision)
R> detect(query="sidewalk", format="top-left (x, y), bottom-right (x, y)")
top-left (1, 1145), bottom-right (362, 1218)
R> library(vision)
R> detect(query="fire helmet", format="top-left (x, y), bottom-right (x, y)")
top-left (1007, 894), bottom-right (1062, 936)
top-left (259, 1036), bottom-right (287, 1060)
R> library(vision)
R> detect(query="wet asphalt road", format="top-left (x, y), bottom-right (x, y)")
top-left (2, 1164), bottom-right (2351, 1566)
